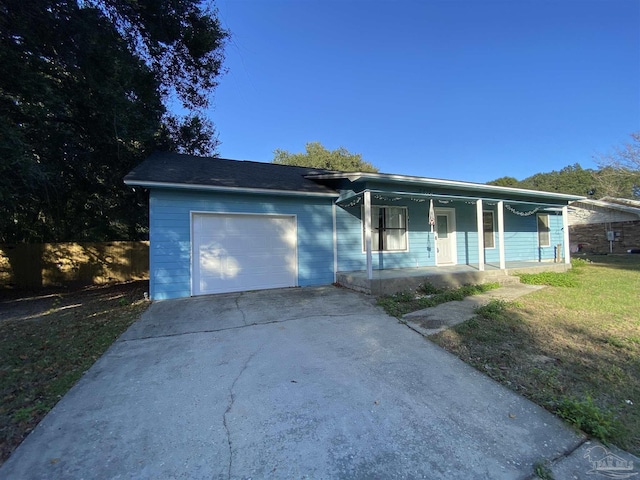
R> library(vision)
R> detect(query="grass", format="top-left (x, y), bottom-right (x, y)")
top-left (430, 255), bottom-right (640, 454)
top-left (377, 282), bottom-right (500, 318)
top-left (0, 281), bottom-right (149, 465)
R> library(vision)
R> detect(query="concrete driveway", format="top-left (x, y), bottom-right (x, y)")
top-left (1, 286), bottom-right (589, 479)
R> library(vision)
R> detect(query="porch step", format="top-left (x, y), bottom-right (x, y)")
top-left (495, 275), bottom-right (521, 286)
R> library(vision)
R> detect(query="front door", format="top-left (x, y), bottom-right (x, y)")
top-left (435, 209), bottom-right (456, 265)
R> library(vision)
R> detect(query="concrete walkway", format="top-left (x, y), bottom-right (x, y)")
top-left (403, 283), bottom-right (544, 336)
top-left (1, 286), bottom-right (637, 479)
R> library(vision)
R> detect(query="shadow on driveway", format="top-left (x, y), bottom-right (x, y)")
top-left (1, 286), bottom-right (585, 479)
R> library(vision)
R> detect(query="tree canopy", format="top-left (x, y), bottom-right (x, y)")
top-left (273, 142), bottom-right (378, 173)
top-left (594, 131), bottom-right (640, 198)
top-left (0, 0), bottom-right (228, 243)
top-left (487, 164), bottom-right (597, 197)
top-left (487, 133), bottom-right (640, 199)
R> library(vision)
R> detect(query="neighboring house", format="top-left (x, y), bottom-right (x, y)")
top-left (125, 152), bottom-right (583, 300)
top-left (569, 197), bottom-right (640, 254)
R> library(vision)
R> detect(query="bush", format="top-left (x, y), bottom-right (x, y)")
top-left (474, 299), bottom-right (508, 320)
top-left (555, 396), bottom-right (621, 443)
top-left (417, 282), bottom-right (442, 295)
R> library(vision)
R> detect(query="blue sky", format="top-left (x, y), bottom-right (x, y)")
top-left (210, 0), bottom-right (640, 183)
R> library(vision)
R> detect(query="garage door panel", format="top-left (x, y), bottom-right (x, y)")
top-left (192, 213), bottom-right (297, 295)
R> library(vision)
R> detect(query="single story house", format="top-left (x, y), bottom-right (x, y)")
top-left (125, 152), bottom-right (583, 300)
top-left (569, 197), bottom-right (640, 254)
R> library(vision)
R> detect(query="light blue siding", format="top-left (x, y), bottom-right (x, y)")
top-left (335, 200), bottom-right (567, 272)
top-left (503, 211), bottom-right (564, 262)
top-left (149, 189), bottom-right (335, 300)
top-left (453, 203), bottom-right (479, 265)
top-left (149, 186), bottom-right (569, 299)
top-left (336, 201), bottom-right (437, 272)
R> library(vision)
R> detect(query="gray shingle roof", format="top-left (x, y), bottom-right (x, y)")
top-left (124, 152), bottom-right (339, 195)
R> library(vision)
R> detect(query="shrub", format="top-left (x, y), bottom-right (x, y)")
top-left (555, 396), bottom-right (621, 443)
top-left (474, 299), bottom-right (508, 320)
top-left (417, 282), bottom-right (442, 295)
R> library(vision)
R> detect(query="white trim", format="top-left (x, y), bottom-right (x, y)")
top-left (306, 172), bottom-right (584, 201)
top-left (360, 204), bottom-right (410, 253)
top-left (332, 203), bottom-right (338, 283)
top-left (482, 210), bottom-right (496, 249)
top-left (570, 198), bottom-right (640, 217)
top-left (125, 180), bottom-right (339, 198)
top-left (562, 206), bottom-right (571, 265)
top-left (190, 211), bottom-right (298, 296)
top-left (537, 213), bottom-right (551, 248)
top-left (476, 200), bottom-right (485, 271)
top-left (364, 191), bottom-right (373, 280)
top-left (434, 208), bottom-right (457, 266)
top-left (497, 201), bottom-right (506, 270)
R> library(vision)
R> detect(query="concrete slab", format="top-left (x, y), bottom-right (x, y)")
top-left (403, 283), bottom-right (543, 336)
top-left (550, 441), bottom-right (639, 479)
top-left (1, 286), bottom-right (590, 479)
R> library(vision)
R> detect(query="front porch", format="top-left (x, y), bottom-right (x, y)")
top-left (336, 261), bottom-right (570, 295)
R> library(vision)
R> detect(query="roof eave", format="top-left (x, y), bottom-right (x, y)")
top-left (307, 172), bottom-right (584, 202)
top-left (123, 179), bottom-right (339, 198)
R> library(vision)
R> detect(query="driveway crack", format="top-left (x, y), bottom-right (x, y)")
top-left (234, 293), bottom-right (247, 325)
top-left (223, 345), bottom-right (261, 479)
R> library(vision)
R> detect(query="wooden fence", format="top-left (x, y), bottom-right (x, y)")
top-left (0, 241), bottom-right (149, 289)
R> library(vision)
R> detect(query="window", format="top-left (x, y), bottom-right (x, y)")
top-left (537, 214), bottom-right (550, 247)
top-left (363, 206), bottom-right (408, 251)
top-left (483, 211), bottom-right (495, 248)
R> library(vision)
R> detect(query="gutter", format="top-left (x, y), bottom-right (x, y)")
top-left (307, 172), bottom-right (584, 202)
top-left (123, 180), bottom-right (340, 198)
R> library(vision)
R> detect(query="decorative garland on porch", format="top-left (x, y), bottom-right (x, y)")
top-left (373, 194), bottom-right (402, 202)
top-left (505, 204), bottom-right (541, 216)
top-left (342, 197), bottom-right (362, 208)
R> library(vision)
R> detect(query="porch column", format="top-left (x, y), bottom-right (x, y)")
top-left (364, 190), bottom-right (373, 279)
top-left (497, 200), bottom-right (506, 270)
top-left (562, 205), bottom-right (571, 265)
top-left (476, 199), bottom-right (485, 271)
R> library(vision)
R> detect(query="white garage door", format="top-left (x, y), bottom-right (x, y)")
top-left (192, 213), bottom-right (298, 295)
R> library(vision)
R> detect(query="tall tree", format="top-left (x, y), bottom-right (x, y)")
top-left (273, 142), bottom-right (378, 172)
top-left (594, 132), bottom-right (640, 198)
top-left (0, 0), bottom-right (228, 243)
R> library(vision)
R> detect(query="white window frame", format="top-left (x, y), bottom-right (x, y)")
top-left (483, 210), bottom-right (496, 249)
top-left (361, 205), bottom-right (409, 253)
top-left (537, 213), bottom-right (551, 247)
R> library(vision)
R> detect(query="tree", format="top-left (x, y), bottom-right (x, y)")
top-left (0, 0), bottom-right (228, 243)
top-left (487, 164), bottom-right (597, 197)
top-left (487, 176), bottom-right (519, 187)
top-left (594, 132), bottom-right (640, 198)
top-left (273, 142), bottom-right (378, 172)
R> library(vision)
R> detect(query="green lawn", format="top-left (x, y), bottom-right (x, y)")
top-left (0, 281), bottom-right (149, 465)
top-left (430, 255), bottom-right (640, 455)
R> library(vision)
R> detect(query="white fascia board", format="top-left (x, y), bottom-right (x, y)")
top-left (123, 180), bottom-right (339, 198)
top-left (571, 198), bottom-right (640, 216)
top-left (307, 172), bottom-right (584, 202)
